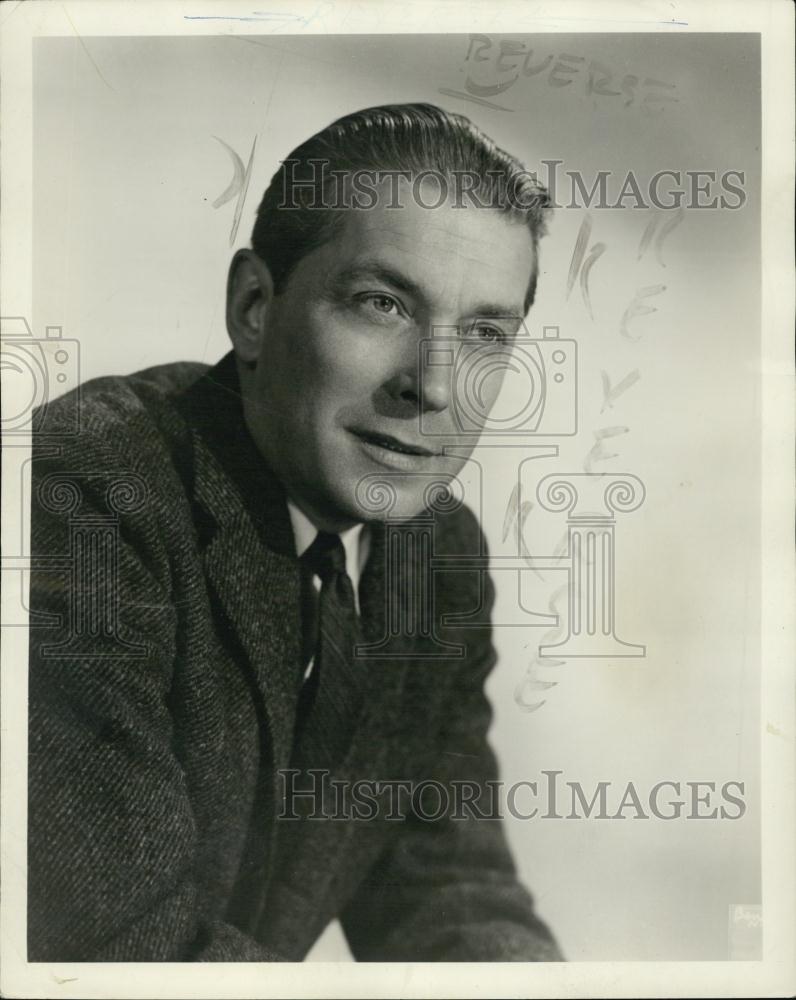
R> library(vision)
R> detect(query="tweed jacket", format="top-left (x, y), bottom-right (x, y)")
top-left (27, 352), bottom-right (561, 963)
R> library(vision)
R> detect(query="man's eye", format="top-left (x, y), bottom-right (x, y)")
top-left (359, 293), bottom-right (400, 316)
top-left (470, 323), bottom-right (506, 344)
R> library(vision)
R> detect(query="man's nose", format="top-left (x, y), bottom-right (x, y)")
top-left (390, 346), bottom-right (452, 414)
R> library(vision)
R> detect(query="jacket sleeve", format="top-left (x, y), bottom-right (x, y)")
top-left (339, 538), bottom-right (563, 962)
top-left (26, 432), bottom-right (285, 962)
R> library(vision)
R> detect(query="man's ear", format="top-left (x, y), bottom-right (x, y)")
top-left (225, 249), bottom-right (275, 366)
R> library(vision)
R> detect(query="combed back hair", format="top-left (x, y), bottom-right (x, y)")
top-left (251, 103), bottom-right (552, 312)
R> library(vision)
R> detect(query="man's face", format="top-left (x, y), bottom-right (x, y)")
top-left (242, 187), bottom-right (536, 528)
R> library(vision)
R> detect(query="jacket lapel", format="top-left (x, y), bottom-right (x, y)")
top-left (199, 502), bottom-right (302, 789)
top-left (176, 355), bottom-right (304, 802)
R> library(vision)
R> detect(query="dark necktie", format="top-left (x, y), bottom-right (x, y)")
top-left (292, 531), bottom-right (364, 771)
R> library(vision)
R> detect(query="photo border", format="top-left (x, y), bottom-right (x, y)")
top-left (1, 2), bottom-right (793, 997)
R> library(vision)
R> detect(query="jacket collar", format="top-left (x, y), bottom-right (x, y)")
top-left (178, 351), bottom-right (296, 557)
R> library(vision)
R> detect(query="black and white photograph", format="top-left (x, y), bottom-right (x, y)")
top-left (1, 2), bottom-right (793, 997)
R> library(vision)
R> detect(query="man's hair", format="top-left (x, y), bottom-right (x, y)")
top-left (251, 103), bottom-right (552, 312)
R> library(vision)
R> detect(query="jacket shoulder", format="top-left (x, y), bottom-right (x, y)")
top-left (33, 360), bottom-right (209, 466)
top-left (43, 360), bottom-right (207, 434)
top-left (30, 362), bottom-right (211, 586)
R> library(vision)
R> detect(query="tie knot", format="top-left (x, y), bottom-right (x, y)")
top-left (301, 531), bottom-right (347, 584)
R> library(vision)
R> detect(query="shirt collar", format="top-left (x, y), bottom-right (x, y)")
top-left (286, 500), bottom-right (369, 597)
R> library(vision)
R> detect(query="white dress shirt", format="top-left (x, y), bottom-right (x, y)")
top-left (287, 500), bottom-right (370, 680)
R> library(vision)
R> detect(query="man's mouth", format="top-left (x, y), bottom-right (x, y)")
top-left (350, 428), bottom-right (439, 457)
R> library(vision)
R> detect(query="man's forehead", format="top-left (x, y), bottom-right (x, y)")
top-left (329, 199), bottom-right (535, 313)
top-left (351, 191), bottom-right (523, 249)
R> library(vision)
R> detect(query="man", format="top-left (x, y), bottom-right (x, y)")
top-left (27, 103), bottom-right (561, 961)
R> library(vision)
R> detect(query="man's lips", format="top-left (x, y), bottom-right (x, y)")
top-left (349, 428), bottom-right (440, 457)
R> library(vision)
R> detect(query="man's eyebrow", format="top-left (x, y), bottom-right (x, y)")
top-left (464, 304), bottom-right (525, 322)
top-left (331, 263), bottom-right (424, 300)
